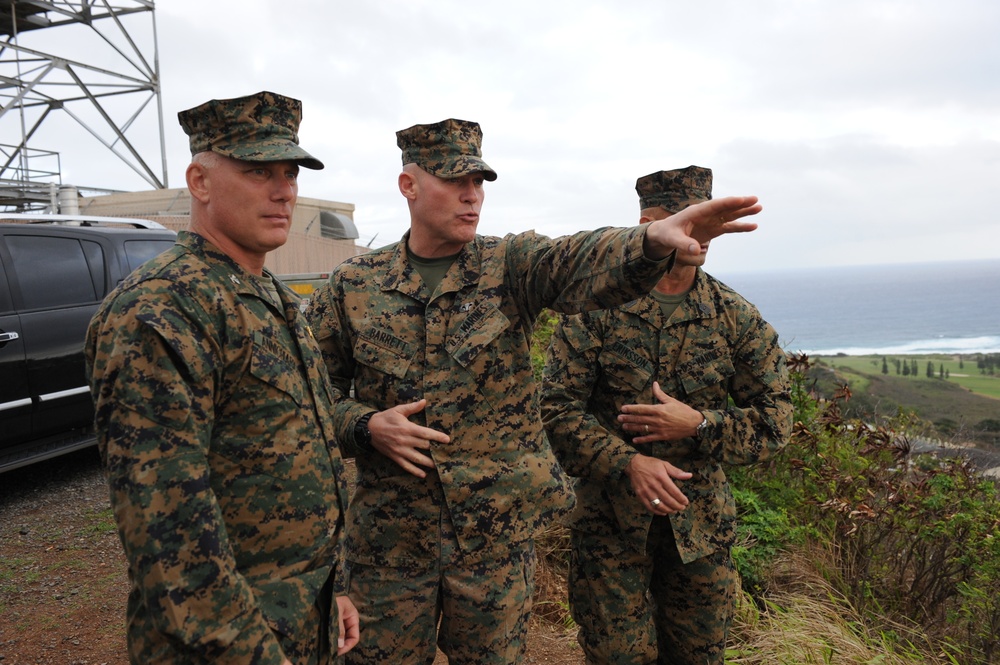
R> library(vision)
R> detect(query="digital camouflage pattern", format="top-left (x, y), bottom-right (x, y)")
top-left (344, 510), bottom-right (535, 664)
top-left (636, 166), bottom-right (713, 213)
top-left (396, 118), bottom-right (498, 181)
top-left (85, 231), bottom-right (348, 665)
top-left (541, 268), bottom-right (792, 664)
top-left (178, 90), bottom-right (325, 170)
top-left (570, 523), bottom-right (736, 664)
top-left (305, 224), bottom-right (673, 661)
top-left (307, 225), bottom-right (671, 564)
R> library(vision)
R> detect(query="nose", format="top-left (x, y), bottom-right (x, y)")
top-left (271, 175), bottom-right (297, 201)
top-left (459, 180), bottom-right (479, 203)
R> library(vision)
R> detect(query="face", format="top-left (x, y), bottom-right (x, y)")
top-left (403, 167), bottom-right (486, 257)
top-left (641, 205), bottom-right (710, 268)
top-left (189, 154), bottom-right (299, 269)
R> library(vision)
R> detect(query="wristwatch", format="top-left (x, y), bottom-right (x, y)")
top-left (694, 415), bottom-right (709, 440)
top-left (354, 413), bottom-right (373, 448)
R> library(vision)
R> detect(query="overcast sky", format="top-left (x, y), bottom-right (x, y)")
top-left (8, 0), bottom-right (1000, 273)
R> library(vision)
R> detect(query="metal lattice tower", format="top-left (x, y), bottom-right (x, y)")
top-left (0, 0), bottom-right (165, 211)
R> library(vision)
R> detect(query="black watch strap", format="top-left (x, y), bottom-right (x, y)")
top-left (354, 413), bottom-right (373, 448)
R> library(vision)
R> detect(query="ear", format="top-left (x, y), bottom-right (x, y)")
top-left (398, 170), bottom-right (418, 201)
top-left (638, 215), bottom-right (654, 225)
top-left (186, 162), bottom-right (211, 203)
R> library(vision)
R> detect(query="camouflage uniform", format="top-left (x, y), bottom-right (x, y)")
top-left (541, 168), bottom-right (792, 665)
top-left (85, 93), bottom-right (348, 665)
top-left (306, 119), bottom-right (677, 664)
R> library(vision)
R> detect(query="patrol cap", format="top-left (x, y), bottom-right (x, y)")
top-left (396, 118), bottom-right (497, 181)
top-left (178, 91), bottom-right (324, 170)
top-left (636, 165), bottom-right (712, 213)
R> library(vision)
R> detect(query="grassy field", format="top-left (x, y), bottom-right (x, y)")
top-left (816, 354), bottom-right (1000, 400)
top-left (811, 353), bottom-right (1000, 446)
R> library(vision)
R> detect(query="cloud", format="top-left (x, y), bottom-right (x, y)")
top-left (5, 0), bottom-right (998, 271)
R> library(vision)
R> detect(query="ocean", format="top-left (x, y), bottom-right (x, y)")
top-left (712, 259), bottom-right (1000, 356)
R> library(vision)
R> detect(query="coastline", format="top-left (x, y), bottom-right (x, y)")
top-left (789, 340), bottom-right (1000, 357)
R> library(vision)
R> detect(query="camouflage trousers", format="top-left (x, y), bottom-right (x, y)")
top-left (569, 518), bottom-right (736, 665)
top-left (343, 510), bottom-right (536, 664)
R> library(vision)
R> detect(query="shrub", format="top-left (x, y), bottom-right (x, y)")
top-left (733, 354), bottom-right (1000, 664)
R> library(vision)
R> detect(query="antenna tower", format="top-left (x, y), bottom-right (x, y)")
top-left (0, 0), bottom-right (165, 211)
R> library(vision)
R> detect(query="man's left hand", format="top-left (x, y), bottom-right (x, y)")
top-left (643, 195), bottom-right (760, 260)
top-left (618, 381), bottom-right (704, 443)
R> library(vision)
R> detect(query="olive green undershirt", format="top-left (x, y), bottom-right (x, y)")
top-left (651, 287), bottom-right (690, 321)
top-left (254, 272), bottom-right (284, 311)
top-left (407, 246), bottom-right (460, 294)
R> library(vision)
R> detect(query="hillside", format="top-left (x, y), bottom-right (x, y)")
top-left (812, 354), bottom-right (1000, 448)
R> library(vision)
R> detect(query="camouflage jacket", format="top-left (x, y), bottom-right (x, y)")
top-left (85, 231), bottom-right (348, 665)
top-left (306, 226), bottom-right (671, 565)
top-left (541, 269), bottom-right (792, 563)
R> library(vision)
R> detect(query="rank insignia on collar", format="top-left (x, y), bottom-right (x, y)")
top-left (230, 274), bottom-right (241, 286)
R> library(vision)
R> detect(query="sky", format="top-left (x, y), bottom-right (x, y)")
top-left (5, 0), bottom-right (1000, 274)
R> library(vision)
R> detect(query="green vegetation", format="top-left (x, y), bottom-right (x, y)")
top-left (528, 323), bottom-right (1000, 662)
top-left (77, 507), bottom-right (117, 537)
top-left (0, 556), bottom-right (38, 592)
top-left (731, 355), bottom-right (1000, 664)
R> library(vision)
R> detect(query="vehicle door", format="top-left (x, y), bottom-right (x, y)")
top-left (1, 231), bottom-right (106, 440)
top-left (0, 251), bottom-right (31, 449)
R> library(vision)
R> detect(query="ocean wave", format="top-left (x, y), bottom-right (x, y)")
top-left (787, 335), bottom-right (1000, 357)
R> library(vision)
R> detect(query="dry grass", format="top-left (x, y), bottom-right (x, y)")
top-left (530, 522), bottom-right (576, 630)
top-left (532, 523), bottom-right (955, 664)
top-left (729, 550), bottom-right (951, 665)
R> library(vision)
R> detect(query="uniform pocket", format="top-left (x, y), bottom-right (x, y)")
top-left (676, 349), bottom-right (734, 400)
top-left (354, 327), bottom-right (414, 379)
top-left (599, 342), bottom-right (654, 393)
top-left (249, 330), bottom-right (307, 407)
top-left (446, 301), bottom-right (509, 368)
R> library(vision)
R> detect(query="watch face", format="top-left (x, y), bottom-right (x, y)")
top-left (355, 416), bottom-right (372, 446)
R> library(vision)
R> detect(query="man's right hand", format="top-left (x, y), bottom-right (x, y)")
top-left (367, 399), bottom-right (449, 478)
top-left (624, 454), bottom-right (692, 515)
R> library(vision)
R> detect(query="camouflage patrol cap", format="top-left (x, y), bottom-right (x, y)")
top-left (636, 165), bottom-right (712, 213)
top-left (178, 91), bottom-right (324, 170)
top-left (396, 118), bottom-right (497, 181)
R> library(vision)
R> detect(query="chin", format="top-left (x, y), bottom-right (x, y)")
top-left (456, 227), bottom-right (479, 244)
top-left (262, 231), bottom-right (290, 252)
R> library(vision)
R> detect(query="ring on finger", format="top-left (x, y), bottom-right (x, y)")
top-left (651, 498), bottom-right (661, 507)
top-left (644, 424), bottom-right (649, 434)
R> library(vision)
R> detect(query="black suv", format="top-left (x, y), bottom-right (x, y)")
top-left (0, 214), bottom-right (177, 473)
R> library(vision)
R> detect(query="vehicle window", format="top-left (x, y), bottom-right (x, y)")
top-left (0, 260), bottom-right (13, 314)
top-left (124, 239), bottom-right (175, 272)
top-left (6, 235), bottom-right (99, 309)
top-left (82, 240), bottom-right (106, 298)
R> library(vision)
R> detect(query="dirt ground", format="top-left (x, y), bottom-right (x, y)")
top-left (0, 447), bottom-right (583, 664)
